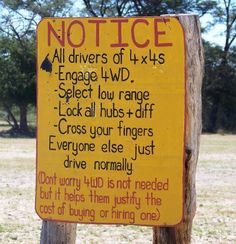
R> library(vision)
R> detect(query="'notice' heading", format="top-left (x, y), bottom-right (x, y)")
top-left (47, 18), bottom-right (173, 48)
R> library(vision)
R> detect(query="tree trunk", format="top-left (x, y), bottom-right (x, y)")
top-left (3, 103), bottom-right (19, 130)
top-left (19, 104), bottom-right (28, 132)
top-left (40, 221), bottom-right (77, 244)
top-left (153, 15), bottom-right (204, 243)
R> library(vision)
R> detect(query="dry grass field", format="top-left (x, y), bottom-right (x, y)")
top-left (0, 134), bottom-right (235, 243)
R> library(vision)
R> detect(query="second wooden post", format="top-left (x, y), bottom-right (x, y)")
top-left (153, 14), bottom-right (204, 244)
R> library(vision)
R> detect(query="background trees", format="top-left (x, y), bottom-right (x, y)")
top-left (202, 0), bottom-right (236, 132)
top-left (0, 35), bottom-right (35, 132)
top-left (82, 0), bottom-right (217, 17)
top-left (0, 0), bottom-right (73, 134)
top-left (0, 0), bottom-right (235, 133)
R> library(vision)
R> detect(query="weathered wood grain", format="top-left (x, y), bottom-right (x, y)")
top-left (40, 221), bottom-right (76, 244)
top-left (153, 14), bottom-right (204, 244)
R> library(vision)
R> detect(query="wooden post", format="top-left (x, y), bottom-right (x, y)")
top-left (153, 15), bottom-right (204, 243)
top-left (40, 221), bottom-right (76, 244)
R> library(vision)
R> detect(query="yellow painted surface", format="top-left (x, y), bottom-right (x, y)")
top-left (36, 17), bottom-right (185, 226)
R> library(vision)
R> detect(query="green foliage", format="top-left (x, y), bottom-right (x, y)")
top-left (0, 35), bottom-right (36, 106)
top-left (202, 41), bottom-right (236, 132)
top-left (0, 0), bottom-right (73, 133)
top-left (202, 0), bottom-right (236, 132)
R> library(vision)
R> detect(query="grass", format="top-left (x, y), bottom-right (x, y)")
top-left (0, 224), bottom-right (6, 233)
top-left (192, 134), bottom-right (236, 243)
top-left (0, 134), bottom-right (235, 243)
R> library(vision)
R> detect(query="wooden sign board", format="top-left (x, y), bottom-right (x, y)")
top-left (36, 17), bottom-right (185, 226)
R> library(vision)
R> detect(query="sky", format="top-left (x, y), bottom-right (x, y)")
top-left (200, 14), bottom-right (225, 47)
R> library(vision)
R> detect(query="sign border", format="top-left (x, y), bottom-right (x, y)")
top-left (35, 16), bottom-right (186, 227)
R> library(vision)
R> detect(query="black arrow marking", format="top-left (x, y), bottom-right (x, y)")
top-left (40, 53), bottom-right (52, 73)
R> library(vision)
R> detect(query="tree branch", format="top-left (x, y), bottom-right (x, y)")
top-left (9, 24), bottom-right (25, 48)
top-left (228, 33), bottom-right (236, 48)
top-left (82, 0), bottom-right (98, 17)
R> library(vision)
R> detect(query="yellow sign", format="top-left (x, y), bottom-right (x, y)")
top-left (36, 17), bottom-right (185, 226)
